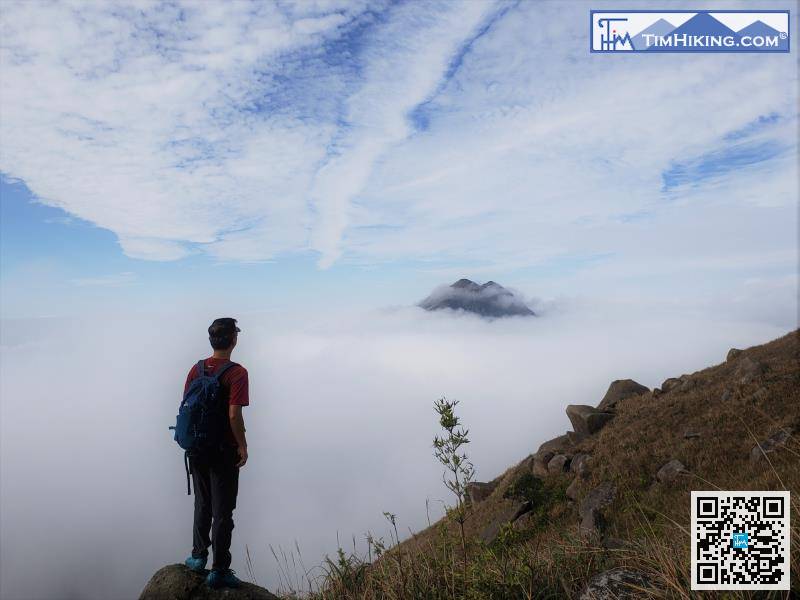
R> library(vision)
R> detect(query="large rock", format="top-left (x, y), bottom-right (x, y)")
top-left (547, 454), bottom-right (571, 474)
top-left (479, 501), bottom-right (532, 545)
top-left (597, 380), bottom-right (649, 411)
top-left (656, 459), bottom-right (687, 483)
top-left (570, 454), bottom-right (593, 479)
top-left (537, 434), bottom-right (573, 454)
top-left (579, 568), bottom-right (652, 599)
top-left (750, 428), bottom-right (793, 462)
top-left (566, 405), bottom-right (615, 436)
top-left (532, 451), bottom-right (555, 477)
top-left (466, 481), bottom-right (497, 504)
top-left (660, 378), bottom-right (681, 393)
top-left (139, 564), bottom-right (278, 600)
top-left (567, 430), bottom-right (588, 445)
top-left (566, 477), bottom-right (583, 501)
top-left (735, 356), bottom-right (764, 385)
top-left (726, 348), bottom-right (742, 362)
top-left (578, 482), bottom-right (615, 536)
top-left (677, 376), bottom-right (696, 393)
top-left (533, 434), bottom-right (573, 476)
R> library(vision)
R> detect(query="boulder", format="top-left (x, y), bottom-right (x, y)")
top-left (567, 430), bottom-right (588, 445)
top-left (479, 501), bottom-right (532, 545)
top-left (661, 378), bottom-right (681, 393)
top-left (533, 434), bottom-right (573, 476)
top-left (537, 434), bottom-right (573, 454)
top-left (735, 357), bottom-right (764, 385)
top-left (570, 454), bottom-right (593, 479)
top-left (597, 379), bottom-right (649, 411)
top-left (139, 564), bottom-right (278, 600)
top-left (750, 428), bottom-right (793, 462)
top-left (727, 348), bottom-right (742, 362)
top-left (547, 454), bottom-right (571, 474)
top-left (677, 376), bottom-right (695, 392)
top-left (683, 430), bottom-right (701, 440)
top-left (520, 454), bottom-right (535, 472)
top-left (721, 388), bottom-right (732, 402)
top-left (578, 482), bottom-right (615, 536)
top-left (566, 477), bottom-right (583, 501)
top-left (466, 481), bottom-right (497, 504)
top-left (579, 568), bottom-right (652, 599)
top-left (656, 459), bottom-right (687, 483)
top-left (567, 405), bottom-right (615, 436)
top-left (532, 451), bottom-right (555, 477)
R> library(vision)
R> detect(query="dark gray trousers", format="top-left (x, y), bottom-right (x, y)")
top-left (190, 445), bottom-right (240, 571)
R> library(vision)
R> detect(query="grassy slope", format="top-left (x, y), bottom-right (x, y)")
top-left (305, 330), bottom-right (798, 599)
top-left (388, 329), bottom-right (800, 597)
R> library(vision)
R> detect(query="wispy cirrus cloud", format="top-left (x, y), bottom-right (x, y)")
top-left (0, 0), bottom-right (797, 289)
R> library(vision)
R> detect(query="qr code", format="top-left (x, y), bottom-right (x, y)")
top-left (691, 491), bottom-right (790, 590)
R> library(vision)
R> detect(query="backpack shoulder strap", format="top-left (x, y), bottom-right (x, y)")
top-left (212, 360), bottom-right (239, 381)
top-left (196, 359), bottom-right (206, 378)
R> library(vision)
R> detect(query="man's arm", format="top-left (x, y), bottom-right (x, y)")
top-left (229, 404), bottom-right (248, 467)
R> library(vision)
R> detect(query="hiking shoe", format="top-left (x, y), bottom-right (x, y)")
top-left (184, 555), bottom-right (207, 573)
top-left (205, 568), bottom-right (242, 589)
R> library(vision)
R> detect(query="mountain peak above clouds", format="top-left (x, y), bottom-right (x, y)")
top-left (419, 279), bottom-right (535, 318)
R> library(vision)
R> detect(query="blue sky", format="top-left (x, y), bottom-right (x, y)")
top-left (1, 0), bottom-right (797, 322)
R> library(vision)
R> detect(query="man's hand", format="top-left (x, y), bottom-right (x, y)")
top-left (228, 404), bottom-right (248, 467)
top-left (236, 445), bottom-right (248, 468)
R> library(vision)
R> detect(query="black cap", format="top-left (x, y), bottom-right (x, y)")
top-left (208, 318), bottom-right (241, 338)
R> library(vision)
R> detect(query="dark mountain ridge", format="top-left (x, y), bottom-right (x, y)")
top-left (419, 278), bottom-right (535, 318)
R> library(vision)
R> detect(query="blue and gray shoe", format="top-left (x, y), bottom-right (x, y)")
top-left (184, 555), bottom-right (207, 573)
top-left (205, 568), bottom-right (242, 589)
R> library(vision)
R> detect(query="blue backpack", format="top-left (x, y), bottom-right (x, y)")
top-left (170, 359), bottom-right (238, 494)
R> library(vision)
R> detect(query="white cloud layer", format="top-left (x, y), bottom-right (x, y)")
top-left (2, 1), bottom-right (796, 277)
top-left (0, 304), bottom-right (792, 598)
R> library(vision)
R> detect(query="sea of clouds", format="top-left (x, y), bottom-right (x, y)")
top-left (0, 299), bottom-right (793, 598)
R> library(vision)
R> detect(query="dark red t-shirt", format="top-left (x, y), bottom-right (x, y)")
top-left (184, 357), bottom-right (249, 447)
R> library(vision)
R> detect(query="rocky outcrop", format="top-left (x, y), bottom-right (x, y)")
top-left (656, 459), bottom-right (687, 483)
top-left (532, 434), bottom-right (573, 476)
top-left (570, 454), bottom-right (593, 479)
top-left (532, 451), bottom-right (553, 477)
top-left (466, 481), bottom-right (497, 504)
top-left (139, 565), bottom-right (278, 600)
top-left (578, 482), bottom-right (615, 536)
top-left (566, 477), bottom-right (582, 501)
top-left (726, 348), bottom-right (742, 362)
top-left (677, 376), bottom-right (695, 392)
top-left (547, 454), bottom-right (570, 474)
top-left (566, 405), bottom-right (614, 437)
top-left (750, 428), bottom-right (793, 462)
top-left (579, 568), bottom-right (652, 599)
top-left (660, 377), bottom-right (681, 393)
top-left (597, 379), bottom-right (649, 411)
top-left (479, 501), bottom-right (532, 545)
top-left (537, 434), bottom-right (573, 454)
top-left (735, 356), bottom-right (764, 385)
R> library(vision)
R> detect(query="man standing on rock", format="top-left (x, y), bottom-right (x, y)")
top-left (183, 318), bottom-right (249, 589)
